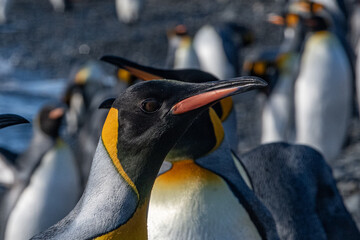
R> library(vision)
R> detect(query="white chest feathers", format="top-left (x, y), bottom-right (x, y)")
top-left (148, 159), bottom-right (261, 240)
top-left (5, 141), bottom-right (81, 240)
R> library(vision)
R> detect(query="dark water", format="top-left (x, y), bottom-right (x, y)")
top-left (0, 67), bottom-right (66, 152)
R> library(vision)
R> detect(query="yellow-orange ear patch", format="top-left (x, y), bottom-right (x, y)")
top-left (101, 108), bottom-right (140, 200)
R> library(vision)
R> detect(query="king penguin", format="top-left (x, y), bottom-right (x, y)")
top-left (165, 25), bottom-right (201, 70)
top-left (31, 77), bottom-right (268, 240)
top-left (0, 105), bottom-right (81, 240)
top-left (100, 56), bottom-right (279, 239)
top-left (291, 10), bottom-right (352, 161)
top-left (240, 142), bottom-right (360, 239)
top-left (101, 55), bottom-right (239, 152)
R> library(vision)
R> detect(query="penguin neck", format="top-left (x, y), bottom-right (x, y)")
top-left (64, 107), bottom-right (172, 239)
top-left (71, 139), bottom-right (151, 239)
top-left (165, 108), bottom-right (224, 162)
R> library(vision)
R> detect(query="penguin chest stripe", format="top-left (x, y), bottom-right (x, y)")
top-left (101, 108), bottom-right (139, 199)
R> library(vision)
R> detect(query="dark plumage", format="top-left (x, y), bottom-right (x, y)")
top-left (241, 142), bottom-right (360, 239)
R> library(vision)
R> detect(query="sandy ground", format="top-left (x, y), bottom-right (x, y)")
top-left (1, 0), bottom-right (360, 229)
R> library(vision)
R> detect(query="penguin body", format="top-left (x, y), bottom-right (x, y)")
top-left (115, 0), bottom-right (143, 24)
top-left (193, 24), bottom-right (235, 80)
top-left (241, 142), bottom-right (360, 240)
top-left (165, 25), bottom-right (200, 70)
top-left (264, 6), bottom-right (353, 160)
top-left (295, 31), bottom-right (352, 161)
top-left (260, 52), bottom-right (299, 143)
top-left (5, 139), bottom-right (80, 240)
top-left (148, 137), bottom-right (278, 240)
top-left (0, 106), bottom-right (81, 240)
top-left (31, 76), bottom-right (267, 239)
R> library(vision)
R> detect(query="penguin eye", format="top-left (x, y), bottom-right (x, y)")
top-left (141, 98), bottom-right (162, 113)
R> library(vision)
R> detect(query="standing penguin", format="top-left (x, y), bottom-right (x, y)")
top-left (243, 47), bottom-right (300, 143)
top-left (101, 55), bottom-right (239, 152)
top-left (193, 22), bottom-right (253, 80)
top-left (0, 105), bottom-right (81, 240)
top-left (165, 25), bottom-right (201, 70)
top-left (31, 77), bottom-right (268, 240)
top-left (293, 13), bottom-right (352, 161)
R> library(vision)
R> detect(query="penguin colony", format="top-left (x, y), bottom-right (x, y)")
top-left (0, 0), bottom-right (360, 239)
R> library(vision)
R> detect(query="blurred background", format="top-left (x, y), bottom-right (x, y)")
top-left (0, 0), bottom-right (360, 234)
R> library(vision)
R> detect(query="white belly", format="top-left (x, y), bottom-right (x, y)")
top-left (5, 142), bottom-right (81, 240)
top-left (148, 160), bottom-right (261, 240)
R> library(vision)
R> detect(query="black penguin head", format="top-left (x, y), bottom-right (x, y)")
top-left (100, 55), bottom-right (235, 132)
top-left (37, 105), bottom-right (65, 139)
top-left (243, 49), bottom-right (280, 96)
top-left (304, 15), bottom-right (329, 32)
top-left (104, 77), bottom-right (266, 153)
top-left (0, 114), bottom-right (29, 129)
top-left (100, 77), bottom-right (266, 202)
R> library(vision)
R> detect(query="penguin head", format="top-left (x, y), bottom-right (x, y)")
top-left (243, 49), bottom-right (280, 96)
top-left (101, 55), bottom-right (233, 125)
top-left (0, 114), bottom-right (29, 129)
top-left (167, 24), bottom-right (191, 47)
top-left (99, 77), bottom-right (266, 199)
top-left (287, 1), bottom-right (330, 32)
top-left (37, 105), bottom-right (65, 139)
